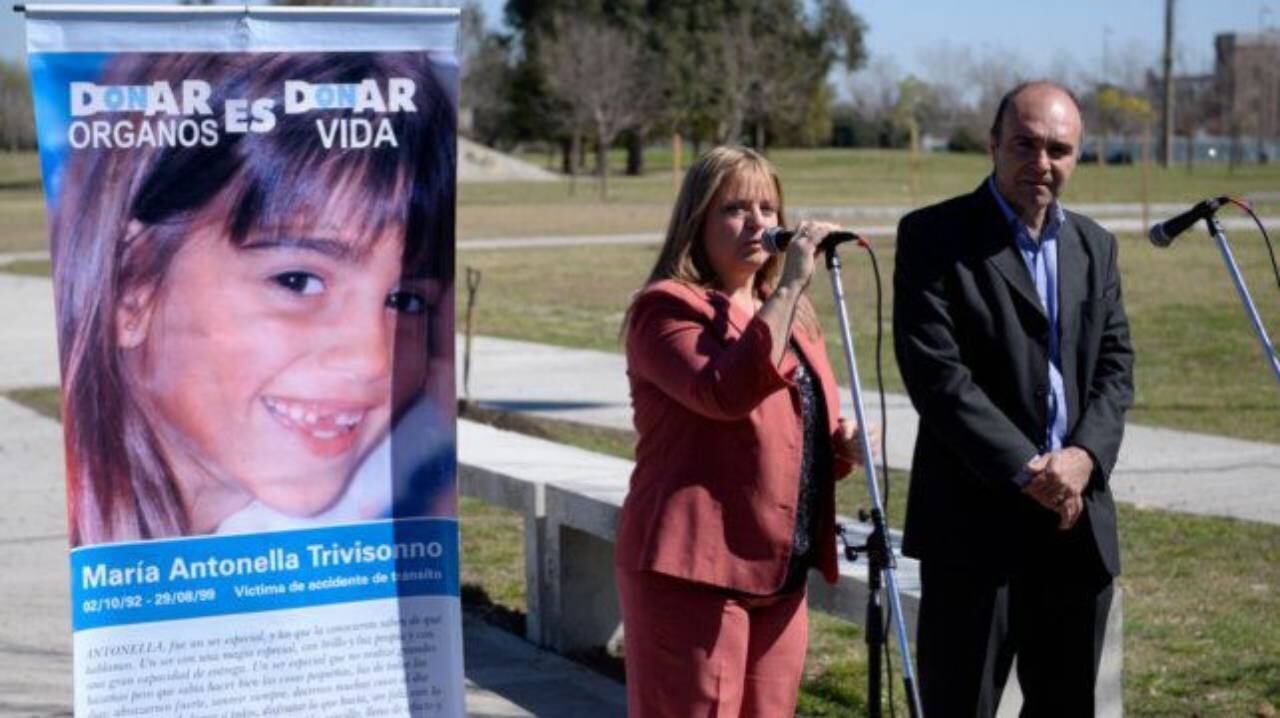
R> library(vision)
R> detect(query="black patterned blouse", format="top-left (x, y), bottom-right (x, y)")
top-left (778, 340), bottom-right (832, 594)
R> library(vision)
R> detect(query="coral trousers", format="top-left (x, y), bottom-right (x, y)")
top-left (616, 566), bottom-right (809, 717)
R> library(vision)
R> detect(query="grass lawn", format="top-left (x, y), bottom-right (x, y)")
top-left (5, 147), bottom-right (1280, 252)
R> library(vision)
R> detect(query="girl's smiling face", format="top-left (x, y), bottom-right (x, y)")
top-left (119, 217), bottom-right (433, 533)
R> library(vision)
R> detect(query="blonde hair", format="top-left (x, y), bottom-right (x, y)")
top-left (630, 145), bottom-right (818, 336)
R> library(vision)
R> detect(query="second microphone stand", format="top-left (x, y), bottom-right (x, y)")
top-left (1203, 213), bottom-right (1280, 385)
top-left (822, 243), bottom-right (923, 718)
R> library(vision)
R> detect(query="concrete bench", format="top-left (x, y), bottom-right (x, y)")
top-left (539, 481), bottom-right (920, 653)
top-left (458, 419), bottom-right (1123, 716)
top-left (457, 419), bottom-right (634, 647)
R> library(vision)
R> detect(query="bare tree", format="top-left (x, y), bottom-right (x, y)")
top-left (716, 10), bottom-right (802, 147)
top-left (965, 49), bottom-right (1029, 130)
top-left (1109, 42), bottom-right (1156, 91)
top-left (1046, 49), bottom-right (1090, 93)
top-left (538, 13), bottom-right (661, 199)
top-left (923, 44), bottom-right (1032, 150)
top-left (847, 55), bottom-right (904, 121)
top-left (0, 61), bottom-right (35, 152)
top-left (458, 1), bottom-right (513, 146)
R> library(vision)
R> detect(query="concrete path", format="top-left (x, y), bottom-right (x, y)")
top-left (455, 214), bottom-right (1278, 250)
top-left (5, 209), bottom-right (1271, 255)
top-left (461, 335), bottom-right (1280, 526)
top-left (0, 272), bottom-right (60, 390)
top-left (791, 198), bottom-right (1277, 220)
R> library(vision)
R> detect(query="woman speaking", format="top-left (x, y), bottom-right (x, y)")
top-left (617, 146), bottom-right (875, 716)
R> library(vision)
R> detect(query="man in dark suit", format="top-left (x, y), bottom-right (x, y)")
top-left (893, 81), bottom-right (1134, 716)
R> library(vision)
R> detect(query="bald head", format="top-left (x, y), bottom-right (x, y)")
top-left (989, 81), bottom-right (1084, 142)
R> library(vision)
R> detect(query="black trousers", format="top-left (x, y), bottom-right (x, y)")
top-left (915, 558), bottom-right (1113, 718)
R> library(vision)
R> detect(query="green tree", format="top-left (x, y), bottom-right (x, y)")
top-left (504, 0), bottom-right (868, 166)
top-left (1096, 85), bottom-right (1154, 163)
top-left (654, 0), bottom-right (866, 150)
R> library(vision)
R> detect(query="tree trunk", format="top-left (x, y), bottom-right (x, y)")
top-left (672, 132), bottom-right (683, 194)
top-left (1140, 123), bottom-right (1151, 231)
top-left (568, 133), bottom-right (579, 196)
top-left (1184, 127), bottom-right (1194, 173)
top-left (754, 121), bottom-right (766, 154)
top-left (625, 131), bottom-right (644, 176)
top-left (596, 132), bottom-right (609, 200)
top-left (560, 137), bottom-right (572, 174)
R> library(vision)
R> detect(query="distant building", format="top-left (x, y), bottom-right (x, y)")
top-left (1214, 30), bottom-right (1280, 162)
top-left (1144, 30), bottom-right (1280, 163)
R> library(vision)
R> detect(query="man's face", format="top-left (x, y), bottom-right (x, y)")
top-left (989, 85), bottom-right (1083, 222)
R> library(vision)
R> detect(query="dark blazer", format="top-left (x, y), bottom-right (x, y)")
top-left (893, 182), bottom-right (1134, 577)
top-left (617, 279), bottom-right (853, 593)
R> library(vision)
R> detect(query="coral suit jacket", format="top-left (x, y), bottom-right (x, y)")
top-left (616, 279), bottom-right (853, 594)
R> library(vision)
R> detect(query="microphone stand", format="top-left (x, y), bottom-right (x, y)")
top-left (823, 244), bottom-right (923, 718)
top-left (1204, 214), bottom-right (1280, 386)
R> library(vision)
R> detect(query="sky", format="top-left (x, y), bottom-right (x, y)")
top-left (3, 0), bottom-right (1277, 88)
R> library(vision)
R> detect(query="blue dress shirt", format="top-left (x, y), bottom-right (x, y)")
top-left (987, 176), bottom-right (1068, 486)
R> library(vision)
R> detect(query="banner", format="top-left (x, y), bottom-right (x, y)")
top-left (23, 5), bottom-right (463, 716)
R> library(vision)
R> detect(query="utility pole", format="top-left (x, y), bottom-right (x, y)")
top-left (1161, 0), bottom-right (1176, 166)
top-left (1102, 25), bottom-right (1113, 85)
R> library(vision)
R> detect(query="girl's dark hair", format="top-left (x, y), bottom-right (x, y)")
top-left (53, 52), bottom-right (456, 544)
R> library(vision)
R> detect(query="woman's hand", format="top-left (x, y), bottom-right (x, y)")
top-left (777, 220), bottom-right (842, 292)
top-left (834, 417), bottom-right (881, 470)
top-left (762, 220), bottom-right (849, 366)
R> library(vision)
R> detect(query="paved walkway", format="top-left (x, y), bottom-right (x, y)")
top-left (455, 213), bottom-right (1274, 250)
top-left (462, 335), bottom-right (1280, 526)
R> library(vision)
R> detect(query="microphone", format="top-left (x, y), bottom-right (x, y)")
top-left (1149, 196), bottom-right (1230, 247)
top-left (762, 226), bottom-right (862, 254)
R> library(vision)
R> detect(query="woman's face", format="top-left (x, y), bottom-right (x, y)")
top-left (700, 168), bottom-right (780, 289)
top-left (119, 216), bottom-right (435, 532)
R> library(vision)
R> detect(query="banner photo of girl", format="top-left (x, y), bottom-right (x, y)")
top-left (25, 7), bottom-right (464, 714)
top-left (36, 50), bottom-right (458, 545)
